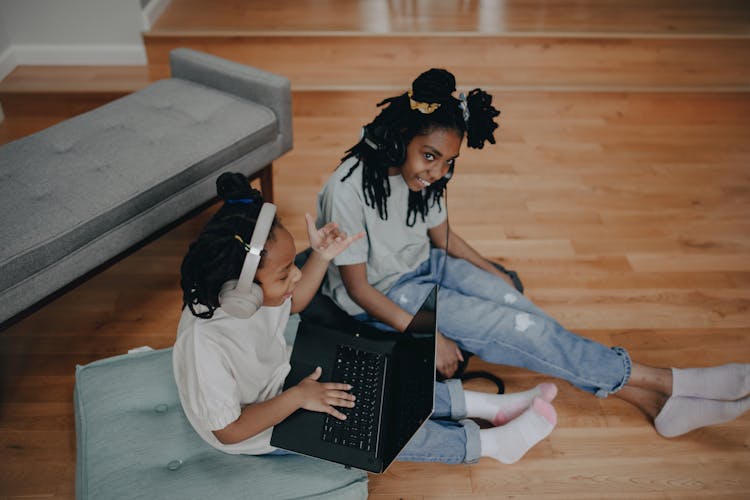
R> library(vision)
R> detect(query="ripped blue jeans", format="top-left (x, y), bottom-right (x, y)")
top-left (366, 249), bottom-right (632, 398)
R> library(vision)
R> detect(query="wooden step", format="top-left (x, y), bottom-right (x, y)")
top-left (142, 32), bottom-right (750, 91)
top-left (153, 0), bottom-right (750, 36)
top-left (143, 0), bottom-right (750, 90)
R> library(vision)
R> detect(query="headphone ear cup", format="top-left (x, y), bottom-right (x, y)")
top-left (219, 280), bottom-right (264, 319)
top-left (363, 125), bottom-right (406, 166)
top-left (218, 202), bottom-right (276, 319)
top-left (381, 128), bottom-right (406, 166)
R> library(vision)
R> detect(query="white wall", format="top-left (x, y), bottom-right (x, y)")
top-left (0, 0), bottom-right (147, 66)
top-left (0, 9), bottom-right (15, 81)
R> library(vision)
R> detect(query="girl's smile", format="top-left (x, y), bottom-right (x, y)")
top-left (389, 128), bottom-right (462, 192)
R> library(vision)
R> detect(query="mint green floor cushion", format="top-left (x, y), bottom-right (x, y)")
top-left (75, 348), bottom-right (368, 500)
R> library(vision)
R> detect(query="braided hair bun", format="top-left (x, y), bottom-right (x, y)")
top-left (216, 171), bottom-right (263, 205)
top-left (411, 68), bottom-right (500, 149)
top-left (411, 68), bottom-right (457, 103)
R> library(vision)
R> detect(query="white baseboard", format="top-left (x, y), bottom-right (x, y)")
top-left (142, 0), bottom-right (172, 31)
top-left (0, 46), bottom-right (18, 81)
top-left (12, 43), bottom-right (147, 66)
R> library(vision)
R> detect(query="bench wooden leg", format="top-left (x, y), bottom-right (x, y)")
top-left (248, 163), bottom-right (273, 203)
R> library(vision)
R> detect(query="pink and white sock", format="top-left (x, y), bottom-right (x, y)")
top-left (465, 383), bottom-right (557, 425)
top-left (480, 398), bottom-right (557, 464)
top-left (672, 364), bottom-right (750, 401)
top-left (654, 394), bottom-right (750, 438)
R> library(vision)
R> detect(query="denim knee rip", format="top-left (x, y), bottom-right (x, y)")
top-left (594, 346), bottom-right (632, 398)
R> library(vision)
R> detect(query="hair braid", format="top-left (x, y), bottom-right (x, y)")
top-left (180, 172), bottom-right (278, 318)
top-left (465, 88), bottom-right (500, 149)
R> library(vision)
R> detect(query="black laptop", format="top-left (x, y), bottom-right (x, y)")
top-left (271, 286), bottom-right (437, 473)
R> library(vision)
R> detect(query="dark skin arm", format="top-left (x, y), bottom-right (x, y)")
top-left (291, 214), bottom-right (365, 314)
top-left (339, 262), bottom-right (463, 378)
top-left (213, 366), bottom-right (355, 445)
top-left (338, 220), bottom-right (514, 377)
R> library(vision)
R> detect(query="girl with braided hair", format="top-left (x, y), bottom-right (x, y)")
top-left (316, 68), bottom-right (750, 442)
top-left (174, 171), bottom-right (363, 454)
top-left (173, 172), bottom-right (560, 465)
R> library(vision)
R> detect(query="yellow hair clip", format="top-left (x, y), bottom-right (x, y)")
top-left (234, 234), bottom-right (252, 252)
top-left (408, 90), bottom-right (441, 114)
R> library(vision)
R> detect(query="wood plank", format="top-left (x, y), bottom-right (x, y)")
top-left (143, 35), bottom-right (750, 90)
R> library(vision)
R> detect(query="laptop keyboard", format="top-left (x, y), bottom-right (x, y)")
top-left (321, 344), bottom-right (387, 453)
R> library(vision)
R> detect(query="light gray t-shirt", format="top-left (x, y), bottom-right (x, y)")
top-left (317, 157), bottom-right (447, 315)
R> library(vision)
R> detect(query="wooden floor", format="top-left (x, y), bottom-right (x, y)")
top-left (1, 1), bottom-right (750, 499)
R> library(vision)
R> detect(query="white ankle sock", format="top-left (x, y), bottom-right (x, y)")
top-left (480, 398), bottom-right (557, 464)
top-left (672, 364), bottom-right (750, 401)
top-left (654, 395), bottom-right (750, 438)
top-left (465, 383), bottom-right (558, 424)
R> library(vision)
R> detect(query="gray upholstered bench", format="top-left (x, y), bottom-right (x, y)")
top-left (0, 48), bottom-right (292, 324)
top-left (75, 347), bottom-right (368, 500)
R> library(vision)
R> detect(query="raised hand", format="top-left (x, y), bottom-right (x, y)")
top-left (305, 213), bottom-right (365, 261)
top-left (295, 366), bottom-right (356, 420)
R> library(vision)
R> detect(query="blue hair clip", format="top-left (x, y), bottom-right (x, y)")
top-left (226, 198), bottom-right (254, 204)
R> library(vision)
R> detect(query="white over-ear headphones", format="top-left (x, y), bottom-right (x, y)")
top-left (219, 202), bottom-right (277, 318)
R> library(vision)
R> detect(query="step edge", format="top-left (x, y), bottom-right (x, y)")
top-left (3, 83), bottom-right (749, 96)
top-left (143, 29), bottom-right (750, 41)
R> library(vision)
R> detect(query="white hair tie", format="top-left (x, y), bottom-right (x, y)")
top-left (458, 92), bottom-right (470, 125)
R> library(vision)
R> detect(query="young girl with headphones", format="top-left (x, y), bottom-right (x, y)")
top-left (172, 172), bottom-right (562, 465)
top-left (316, 68), bottom-right (750, 439)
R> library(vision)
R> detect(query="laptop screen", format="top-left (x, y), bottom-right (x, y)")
top-left (382, 285), bottom-right (437, 466)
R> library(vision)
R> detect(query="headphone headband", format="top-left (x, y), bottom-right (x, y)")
top-left (234, 202), bottom-right (276, 294)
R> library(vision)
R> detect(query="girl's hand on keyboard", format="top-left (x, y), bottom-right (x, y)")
top-left (295, 366), bottom-right (356, 420)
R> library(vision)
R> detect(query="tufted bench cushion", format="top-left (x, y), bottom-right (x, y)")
top-left (0, 79), bottom-right (274, 299)
top-left (0, 48), bottom-right (292, 324)
top-left (74, 347), bottom-right (368, 500)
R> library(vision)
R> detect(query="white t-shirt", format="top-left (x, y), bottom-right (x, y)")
top-left (172, 299), bottom-right (292, 455)
top-left (317, 157), bottom-right (447, 315)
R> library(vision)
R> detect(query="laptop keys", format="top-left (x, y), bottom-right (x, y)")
top-left (321, 345), bottom-right (386, 453)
